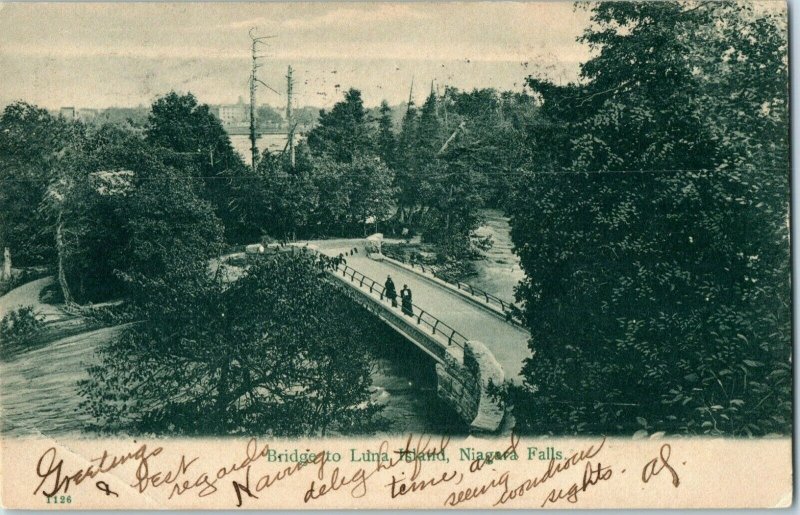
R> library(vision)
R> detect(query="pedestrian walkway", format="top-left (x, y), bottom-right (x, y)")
top-left (312, 240), bottom-right (532, 383)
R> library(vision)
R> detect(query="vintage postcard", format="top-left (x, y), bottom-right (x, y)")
top-left (0, 1), bottom-right (792, 509)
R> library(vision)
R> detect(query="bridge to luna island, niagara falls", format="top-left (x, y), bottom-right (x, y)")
top-left (276, 238), bottom-right (532, 434)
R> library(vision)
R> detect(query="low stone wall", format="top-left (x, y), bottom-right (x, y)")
top-left (435, 350), bottom-right (480, 424)
top-left (436, 340), bottom-right (506, 433)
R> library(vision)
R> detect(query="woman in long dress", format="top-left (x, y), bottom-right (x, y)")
top-left (401, 285), bottom-right (414, 317)
top-left (384, 275), bottom-right (397, 307)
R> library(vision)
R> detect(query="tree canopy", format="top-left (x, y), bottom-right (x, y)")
top-left (505, 1), bottom-right (790, 436)
top-left (306, 88), bottom-right (375, 162)
top-left (80, 252), bottom-right (378, 436)
top-left (0, 103), bottom-right (82, 265)
top-left (146, 91), bottom-right (252, 242)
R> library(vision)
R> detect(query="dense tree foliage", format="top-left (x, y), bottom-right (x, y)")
top-left (376, 100), bottom-right (396, 166)
top-left (313, 155), bottom-right (396, 235)
top-left (241, 85), bottom-right (526, 252)
top-left (445, 89), bottom-right (537, 207)
top-left (394, 102), bottom-right (420, 226)
top-left (0, 99), bottom-right (228, 304)
top-left (247, 90), bottom-right (396, 239)
top-left (80, 252), bottom-right (378, 436)
top-left (505, 1), bottom-right (790, 436)
top-left (306, 88), bottom-right (375, 162)
top-left (146, 92), bottom-right (238, 172)
top-left (0, 103), bottom-right (82, 266)
top-left (388, 88), bottom-right (535, 262)
top-left (145, 91), bottom-right (253, 242)
top-left (238, 149), bottom-right (319, 241)
top-left (2, 93), bottom-right (385, 437)
top-left (45, 123), bottom-right (223, 303)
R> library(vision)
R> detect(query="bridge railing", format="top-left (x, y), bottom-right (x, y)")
top-left (332, 262), bottom-right (468, 351)
top-left (265, 244), bottom-right (470, 350)
top-left (380, 251), bottom-right (524, 326)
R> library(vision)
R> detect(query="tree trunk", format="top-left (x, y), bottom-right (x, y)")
top-left (56, 211), bottom-right (74, 305)
top-left (2, 247), bottom-right (11, 281)
top-left (216, 361), bottom-right (233, 432)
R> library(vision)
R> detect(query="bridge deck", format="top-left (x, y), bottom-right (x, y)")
top-left (314, 240), bottom-right (531, 383)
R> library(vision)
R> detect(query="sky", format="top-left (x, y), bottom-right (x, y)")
top-left (0, 2), bottom-right (594, 110)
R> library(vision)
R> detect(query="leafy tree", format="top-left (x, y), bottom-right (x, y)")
top-left (311, 154), bottom-right (395, 235)
top-left (0, 102), bottom-right (81, 267)
top-left (146, 91), bottom-right (250, 241)
top-left (146, 92), bottom-right (238, 171)
top-left (418, 147), bottom-right (487, 256)
top-left (57, 124), bottom-right (150, 302)
top-left (506, 1), bottom-right (790, 436)
top-left (446, 89), bottom-right (537, 208)
top-left (119, 172), bottom-right (224, 298)
top-left (390, 87), bottom-right (535, 249)
top-left (394, 103), bottom-right (420, 226)
top-left (80, 252), bottom-right (378, 436)
top-left (392, 89), bottom-right (491, 256)
top-left (396, 103), bottom-right (418, 162)
top-left (376, 100), bottom-right (396, 167)
top-left (346, 155), bottom-right (396, 235)
top-left (415, 91), bottom-right (444, 162)
top-left (256, 104), bottom-right (284, 129)
top-left (306, 89), bottom-right (375, 162)
top-left (246, 147), bottom-right (319, 240)
top-left (50, 123), bottom-right (223, 303)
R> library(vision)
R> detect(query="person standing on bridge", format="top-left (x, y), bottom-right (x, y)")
top-left (384, 275), bottom-right (398, 307)
top-left (401, 284), bottom-right (414, 317)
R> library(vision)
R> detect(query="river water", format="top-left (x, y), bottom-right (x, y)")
top-left (471, 209), bottom-right (525, 301)
top-left (230, 134), bottom-right (291, 165)
top-left (366, 332), bottom-right (467, 435)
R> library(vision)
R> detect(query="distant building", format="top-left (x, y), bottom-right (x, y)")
top-left (59, 107), bottom-right (76, 119)
top-left (59, 107), bottom-right (100, 122)
top-left (77, 108), bottom-right (98, 121)
top-left (215, 97), bottom-right (249, 128)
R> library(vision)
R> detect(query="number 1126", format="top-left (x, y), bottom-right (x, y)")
top-left (46, 495), bottom-right (72, 504)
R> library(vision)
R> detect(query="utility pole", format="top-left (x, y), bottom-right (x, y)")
top-left (431, 80), bottom-right (438, 119)
top-left (406, 76), bottom-right (415, 112)
top-left (442, 85), bottom-right (449, 130)
top-left (248, 28), bottom-right (279, 171)
top-left (286, 65), bottom-right (296, 168)
top-left (249, 36), bottom-right (258, 169)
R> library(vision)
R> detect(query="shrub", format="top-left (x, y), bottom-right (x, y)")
top-left (0, 305), bottom-right (44, 358)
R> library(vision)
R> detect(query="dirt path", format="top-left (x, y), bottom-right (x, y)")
top-left (0, 276), bottom-right (64, 321)
top-left (0, 278), bottom-right (125, 437)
